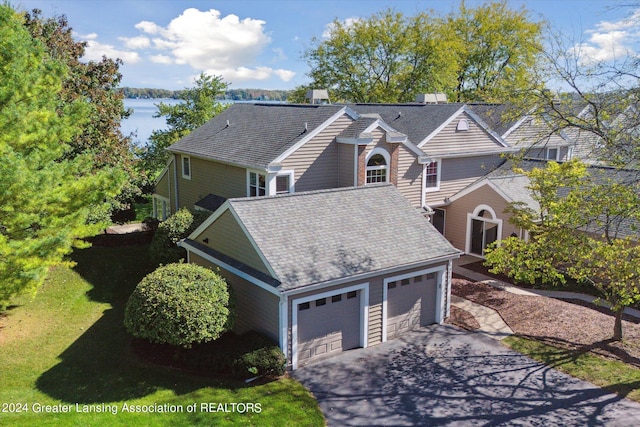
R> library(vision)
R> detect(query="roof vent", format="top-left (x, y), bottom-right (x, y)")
top-left (416, 93), bottom-right (447, 104)
top-left (305, 89), bottom-right (330, 105)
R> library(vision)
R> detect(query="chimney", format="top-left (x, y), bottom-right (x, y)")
top-left (416, 93), bottom-right (447, 104)
top-left (305, 89), bottom-right (330, 104)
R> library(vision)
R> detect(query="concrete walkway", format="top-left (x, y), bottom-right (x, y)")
top-left (451, 256), bottom-right (640, 338)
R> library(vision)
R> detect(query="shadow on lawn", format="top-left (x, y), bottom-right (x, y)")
top-left (36, 244), bottom-right (235, 404)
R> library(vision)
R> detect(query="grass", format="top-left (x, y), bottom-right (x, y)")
top-left (504, 335), bottom-right (640, 403)
top-left (0, 244), bottom-right (324, 426)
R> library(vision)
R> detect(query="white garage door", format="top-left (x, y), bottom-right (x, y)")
top-left (297, 290), bottom-right (361, 364)
top-left (387, 273), bottom-right (437, 340)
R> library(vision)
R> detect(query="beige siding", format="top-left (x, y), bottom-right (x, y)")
top-left (196, 210), bottom-right (272, 276)
top-left (337, 143), bottom-right (356, 187)
top-left (506, 120), bottom-right (566, 148)
top-left (282, 115), bottom-right (354, 192)
top-left (444, 183), bottom-right (519, 251)
top-left (189, 253), bottom-right (280, 341)
top-left (396, 144), bottom-right (422, 207)
top-left (177, 156), bottom-right (246, 209)
top-left (422, 112), bottom-right (505, 155)
top-left (425, 155), bottom-right (505, 206)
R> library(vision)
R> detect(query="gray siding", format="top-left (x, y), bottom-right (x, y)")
top-left (422, 112), bottom-right (504, 156)
top-left (189, 253), bottom-right (280, 341)
top-left (177, 156), bottom-right (246, 210)
top-left (281, 115), bottom-right (354, 192)
top-left (196, 210), bottom-right (272, 276)
top-left (445, 183), bottom-right (519, 251)
top-left (425, 154), bottom-right (505, 206)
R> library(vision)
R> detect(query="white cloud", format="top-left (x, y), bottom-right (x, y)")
top-left (83, 40), bottom-right (141, 64)
top-left (322, 17), bottom-right (360, 38)
top-left (133, 8), bottom-right (295, 83)
top-left (150, 54), bottom-right (173, 64)
top-left (120, 36), bottom-right (151, 49)
top-left (573, 8), bottom-right (640, 63)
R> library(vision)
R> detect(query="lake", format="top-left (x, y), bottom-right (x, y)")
top-left (121, 98), bottom-right (182, 146)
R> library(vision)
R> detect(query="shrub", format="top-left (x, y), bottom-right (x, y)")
top-left (149, 208), bottom-right (209, 264)
top-left (124, 263), bottom-right (234, 347)
top-left (233, 345), bottom-right (287, 378)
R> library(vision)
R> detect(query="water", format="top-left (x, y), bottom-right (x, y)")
top-left (121, 98), bottom-right (182, 146)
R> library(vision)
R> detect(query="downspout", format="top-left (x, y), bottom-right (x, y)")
top-left (279, 294), bottom-right (289, 365)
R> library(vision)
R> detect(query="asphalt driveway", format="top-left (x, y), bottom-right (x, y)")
top-left (293, 325), bottom-right (640, 426)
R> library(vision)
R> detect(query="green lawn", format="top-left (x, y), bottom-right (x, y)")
top-left (0, 244), bottom-right (324, 426)
top-left (504, 336), bottom-right (640, 403)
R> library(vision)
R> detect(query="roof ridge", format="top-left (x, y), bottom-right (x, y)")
top-left (229, 184), bottom-right (393, 204)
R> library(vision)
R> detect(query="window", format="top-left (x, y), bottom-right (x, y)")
top-left (366, 153), bottom-right (388, 184)
top-left (152, 196), bottom-right (170, 220)
top-left (432, 208), bottom-right (445, 234)
top-left (182, 155), bottom-right (191, 179)
top-left (249, 171), bottom-right (266, 197)
top-left (315, 298), bottom-right (326, 307)
top-left (424, 161), bottom-right (439, 190)
top-left (347, 291), bottom-right (357, 299)
top-left (332, 294), bottom-right (342, 303)
top-left (299, 302), bottom-right (310, 311)
top-left (276, 175), bottom-right (290, 194)
top-left (401, 278), bottom-right (411, 286)
top-left (413, 275), bottom-right (423, 283)
top-left (546, 147), bottom-right (559, 161)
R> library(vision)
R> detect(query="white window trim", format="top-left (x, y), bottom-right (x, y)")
top-left (423, 159), bottom-right (441, 193)
top-left (546, 147), bottom-right (559, 161)
top-left (247, 170), bottom-right (267, 197)
top-left (365, 147), bottom-right (390, 184)
top-left (465, 204), bottom-right (503, 257)
top-left (152, 195), bottom-right (170, 220)
top-left (181, 155), bottom-right (191, 180)
top-left (291, 282), bottom-right (369, 370)
top-left (381, 265), bottom-right (447, 342)
top-left (269, 170), bottom-right (295, 196)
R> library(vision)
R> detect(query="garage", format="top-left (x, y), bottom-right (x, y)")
top-left (386, 272), bottom-right (438, 340)
top-left (296, 289), bottom-right (362, 365)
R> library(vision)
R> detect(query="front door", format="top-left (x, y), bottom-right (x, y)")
top-left (470, 214), bottom-right (499, 256)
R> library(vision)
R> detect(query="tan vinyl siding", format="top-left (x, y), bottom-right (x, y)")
top-left (176, 156), bottom-right (246, 209)
top-left (396, 144), bottom-right (422, 207)
top-left (196, 210), bottom-right (272, 276)
top-left (425, 155), bottom-right (505, 206)
top-left (506, 120), bottom-right (566, 148)
top-left (169, 157), bottom-right (177, 213)
top-left (444, 183), bottom-right (519, 251)
top-left (422, 112), bottom-right (505, 155)
top-left (281, 115), bottom-right (353, 192)
top-left (189, 253), bottom-right (280, 341)
top-left (337, 143), bottom-right (356, 187)
top-left (155, 166), bottom-right (171, 200)
top-left (367, 276), bottom-right (383, 345)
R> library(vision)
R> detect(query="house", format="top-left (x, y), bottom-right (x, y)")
top-left (178, 185), bottom-right (460, 369)
top-left (152, 101), bottom-right (514, 236)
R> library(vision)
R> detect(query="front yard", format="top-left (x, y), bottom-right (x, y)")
top-left (451, 276), bottom-right (640, 402)
top-left (0, 244), bottom-right (323, 426)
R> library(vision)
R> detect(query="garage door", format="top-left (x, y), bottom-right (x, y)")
top-left (297, 290), bottom-right (361, 364)
top-left (387, 273), bottom-right (437, 340)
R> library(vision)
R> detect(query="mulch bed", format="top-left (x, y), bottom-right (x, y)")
top-left (451, 277), bottom-right (640, 367)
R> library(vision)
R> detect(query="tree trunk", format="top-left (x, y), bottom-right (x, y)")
top-left (613, 309), bottom-right (624, 341)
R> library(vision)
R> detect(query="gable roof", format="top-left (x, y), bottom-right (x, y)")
top-left (192, 185), bottom-right (460, 292)
top-left (168, 103), bottom-right (348, 170)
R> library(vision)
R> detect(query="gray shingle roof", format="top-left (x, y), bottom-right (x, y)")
top-left (228, 185), bottom-right (460, 291)
top-left (345, 103), bottom-right (464, 144)
top-left (168, 103), bottom-right (345, 169)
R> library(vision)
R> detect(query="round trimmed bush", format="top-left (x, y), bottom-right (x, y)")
top-left (149, 208), bottom-right (209, 264)
top-left (124, 263), bottom-right (234, 348)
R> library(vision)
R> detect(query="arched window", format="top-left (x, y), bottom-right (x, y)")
top-left (366, 149), bottom-right (389, 184)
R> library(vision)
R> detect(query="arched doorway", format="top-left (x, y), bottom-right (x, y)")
top-left (466, 205), bottom-right (502, 256)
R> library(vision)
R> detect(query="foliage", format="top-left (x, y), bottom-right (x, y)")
top-left (141, 73), bottom-right (230, 178)
top-left (124, 263), bottom-right (234, 348)
top-left (119, 87), bottom-right (290, 101)
top-left (23, 8), bottom-right (137, 221)
top-left (233, 343), bottom-right (287, 378)
top-left (0, 5), bottom-right (121, 309)
top-left (0, 244), bottom-right (324, 426)
top-left (149, 207), bottom-right (209, 264)
top-left (485, 160), bottom-right (640, 340)
top-left (302, 2), bottom-right (543, 103)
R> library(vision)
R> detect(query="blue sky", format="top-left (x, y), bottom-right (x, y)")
top-left (14, 0), bottom-right (640, 90)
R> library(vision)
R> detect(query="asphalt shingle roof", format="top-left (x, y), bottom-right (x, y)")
top-left (168, 103), bottom-right (345, 169)
top-left (227, 185), bottom-right (460, 291)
